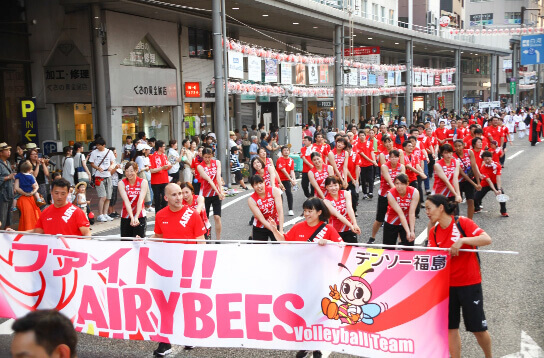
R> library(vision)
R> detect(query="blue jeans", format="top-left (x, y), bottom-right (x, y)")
top-left (422, 159), bottom-right (430, 191)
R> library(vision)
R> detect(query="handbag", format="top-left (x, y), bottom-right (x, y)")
top-left (74, 153), bottom-right (90, 183)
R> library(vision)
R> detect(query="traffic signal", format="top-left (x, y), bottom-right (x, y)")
top-left (476, 68), bottom-right (480, 74)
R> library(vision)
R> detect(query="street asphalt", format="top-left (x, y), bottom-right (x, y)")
top-left (0, 138), bottom-right (542, 357)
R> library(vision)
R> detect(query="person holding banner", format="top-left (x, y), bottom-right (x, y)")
top-left (180, 181), bottom-right (211, 240)
top-left (151, 182), bottom-right (206, 357)
top-left (118, 161), bottom-right (148, 238)
top-left (28, 178), bottom-right (90, 237)
top-left (425, 194), bottom-right (493, 358)
top-left (248, 174), bottom-right (284, 242)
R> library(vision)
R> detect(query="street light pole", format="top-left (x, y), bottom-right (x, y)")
top-left (212, 0), bottom-right (226, 180)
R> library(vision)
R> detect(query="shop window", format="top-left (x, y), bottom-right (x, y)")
top-left (188, 28), bottom-right (213, 59)
top-left (122, 106), bottom-right (172, 143)
top-left (55, 103), bottom-right (93, 146)
top-left (121, 35), bottom-right (170, 68)
top-left (184, 102), bottom-right (213, 138)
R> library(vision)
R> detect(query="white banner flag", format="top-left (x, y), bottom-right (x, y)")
top-left (228, 51), bottom-right (244, 79)
top-left (247, 56), bottom-right (262, 82)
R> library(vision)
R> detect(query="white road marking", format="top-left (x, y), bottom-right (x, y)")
top-left (506, 150), bottom-right (524, 160)
top-left (0, 319), bottom-right (13, 335)
top-left (501, 331), bottom-right (543, 358)
top-left (415, 228), bottom-right (427, 245)
top-left (283, 216), bottom-right (304, 228)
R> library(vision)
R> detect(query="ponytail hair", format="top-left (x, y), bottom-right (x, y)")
top-left (425, 194), bottom-right (457, 215)
top-left (302, 197), bottom-right (330, 222)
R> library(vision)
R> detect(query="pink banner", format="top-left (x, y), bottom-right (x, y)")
top-left (0, 233), bottom-right (450, 357)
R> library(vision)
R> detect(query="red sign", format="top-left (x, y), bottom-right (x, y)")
top-left (434, 75), bottom-right (441, 85)
top-left (184, 82), bottom-right (201, 98)
top-left (343, 46), bottom-right (380, 56)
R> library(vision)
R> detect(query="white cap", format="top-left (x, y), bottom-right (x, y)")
top-left (136, 143), bottom-right (152, 151)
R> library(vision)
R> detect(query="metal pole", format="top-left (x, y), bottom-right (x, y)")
top-left (334, 25), bottom-right (343, 130)
top-left (91, 4), bottom-right (108, 143)
top-left (406, 39), bottom-right (413, 124)
top-left (512, 42), bottom-right (519, 108)
top-left (408, 0), bottom-right (413, 30)
top-left (212, 0), bottom-right (226, 180)
top-left (458, 50), bottom-right (463, 112)
top-left (490, 55), bottom-right (496, 101)
top-left (221, 0), bottom-right (231, 187)
top-left (454, 49), bottom-right (460, 114)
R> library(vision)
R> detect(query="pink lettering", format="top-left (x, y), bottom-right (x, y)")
top-left (52, 249), bottom-right (88, 276)
top-left (245, 294), bottom-right (272, 341)
top-left (77, 285), bottom-right (108, 329)
top-left (107, 287), bottom-right (122, 331)
top-left (123, 287), bottom-right (154, 333)
top-left (150, 289), bottom-right (180, 335)
top-left (13, 243), bottom-right (48, 273)
top-left (182, 293), bottom-right (215, 338)
top-left (273, 294), bottom-right (307, 341)
top-left (91, 248), bottom-right (131, 283)
top-left (136, 247), bottom-right (173, 284)
top-left (216, 294), bottom-right (243, 338)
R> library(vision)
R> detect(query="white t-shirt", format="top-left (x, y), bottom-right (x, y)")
top-left (62, 157), bottom-right (75, 186)
top-left (167, 148), bottom-right (180, 174)
top-left (135, 156), bottom-right (146, 173)
top-left (89, 149), bottom-right (115, 178)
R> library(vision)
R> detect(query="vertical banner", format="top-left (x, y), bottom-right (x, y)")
top-left (377, 75), bottom-right (385, 86)
top-left (360, 69), bottom-right (368, 87)
top-left (0, 234), bottom-right (451, 358)
top-left (349, 68), bottom-right (358, 86)
top-left (308, 64), bottom-right (319, 85)
top-left (395, 71), bottom-right (402, 86)
top-left (295, 64), bottom-right (306, 85)
top-left (447, 73), bottom-right (453, 85)
top-left (281, 63), bottom-right (293, 85)
top-left (387, 72), bottom-right (395, 87)
top-left (414, 72), bottom-right (422, 87)
top-left (247, 56), bottom-right (262, 82)
top-left (319, 65), bottom-right (329, 83)
top-left (441, 73), bottom-right (448, 85)
top-left (422, 72), bottom-right (428, 86)
top-left (264, 59), bottom-right (278, 83)
top-left (20, 98), bottom-right (39, 144)
top-left (228, 51), bottom-right (244, 79)
top-left (368, 73), bottom-right (377, 86)
top-left (434, 75), bottom-right (441, 85)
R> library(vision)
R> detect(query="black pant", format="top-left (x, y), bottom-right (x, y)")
top-left (281, 180), bottom-right (293, 210)
top-left (409, 180), bottom-right (423, 217)
top-left (251, 226), bottom-right (277, 242)
top-left (346, 181), bottom-right (358, 214)
top-left (120, 217), bottom-right (147, 239)
top-left (339, 230), bottom-right (358, 244)
top-left (360, 166), bottom-right (374, 195)
top-left (170, 171), bottom-right (180, 183)
top-left (301, 172), bottom-right (314, 198)
top-left (383, 222), bottom-right (414, 250)
top-left (474, 186), bottom-right (506, 214)
top-left (193, 181), bottom-right (201, 196)
top-left (152, 183), bottom-right (167, 211)
top-left (428, 156), bottom-right (436, 180)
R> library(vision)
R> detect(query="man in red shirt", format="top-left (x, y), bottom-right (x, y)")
top-left (31, 178), bottom-right (90, 236)
top-left (355, 131), bottom-right (377, 199)
top-left (276, 146), bottom-right (297, 216)
top-left (314, 133), bottom-right (331, 163)
top-left (393, 126), bottom-right (408, 150)
top-left (434, 121), bottom-right (449, 146)
top-left (151, 183), bottom-right (206, 356)
top-left (149, 140), bottom-right (172, 211)
top-left (483, 117), bottom-right (504, 147)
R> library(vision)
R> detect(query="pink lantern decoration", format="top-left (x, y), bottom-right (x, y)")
top-left (475, 29), bottom-right (480, 35)
top-left (498, 29), bottom-right (504, 35)
top-left (521, 28), bottom-right (528, 34)
top-left (454, 29), bottom-right (459, 35)
top-left (450, 29), bottom-right (454, 35)
top-left (460, 29), bottom-right (465, 34)
top-left (528, 27), bottom-right (534, 34)
top-left (493, 29), bottom-right (498, 34)
top-left (515, 28), bottom-right (521, 34)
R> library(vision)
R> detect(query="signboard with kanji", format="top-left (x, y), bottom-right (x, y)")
top-left (344, 46), bottom-right (380, 65)
top-left (184, 82), bottom-right (201, 98)
top-left (521, 35), bottom-right (544, 65)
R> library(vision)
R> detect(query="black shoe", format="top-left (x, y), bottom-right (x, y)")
top-left (313, 351), bottom-right (323, 358)
top-left (367, 237), bottom-right (376, 244)
top-left (184, 345), bottom-right (195, 350)
top-left (248, 217), bottom-right (253, 226)
top-left (153, 342), bottom-right (172, 356)
top-left (368, 193), bottom-right (373, 199)
top-left (296, 350), bottom-right (309, 358)
top-left (243, 186), bottom-right (249, 190)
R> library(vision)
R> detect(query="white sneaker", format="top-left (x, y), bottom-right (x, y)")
top-left (106, 215), bottom-right (113, 221)
top-left (147, 207), bottom-right (155, 213)
top-left (288, 210), bottom-right (294, 216)
top-left (97, 215), bottom-right (107, 222)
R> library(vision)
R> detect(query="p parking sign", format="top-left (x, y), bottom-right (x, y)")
top-left (21, 98), bottom-right (39, 144)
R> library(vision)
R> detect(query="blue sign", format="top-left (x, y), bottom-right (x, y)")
top-left (20, 98), bottom-right (39, 144)
top-left (368, 74), bottom-right (377, 85)
top-left (521, 34), bottom-right (544, 65)
top-left (42, 141), bottom-right (61, 156)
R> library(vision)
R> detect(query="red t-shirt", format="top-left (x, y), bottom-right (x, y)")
top-left (379, 161), bottom-right (403, 196)
top-left (480, 161), bottom-right (502, 187)
top-left (251, 187), bottom-right (278, 228)
top-left (284, 221), bottom-right (342, 243)
top-left (405, 152), bottom-right (420, 183)
top-left (463, 135), bottom-right (476, 150)
top-left (325, 191), bottom-right (351, 233)
top-left (310, 165), bottom-right (331, 194)
top-left (332, 148), bottom-right (346, 176)
top-left (428, 216), bottom-right (484, 287)
top-left (491, 147), bottom-right (503, 163)
top-left (385, 186), bottom-right (416, 225)
top-left (355, 140), bottom-right (374, 167)
top-left (454, 149), bottom-right (472, 183)
top-left (432, 158), bottom-right (457, 197)
top-left (149, 152), bottom-right (169, 185)
top-left (473, 149), bottom-right (484, 168)
top-left (314, 143), bottom-right (331, 163)
top-left (154, 205), bottom-right (206, 244)
top-left (301, 145), bottom-right (317, 173)
top-left (183, 194), bottom-right (210, 230)
top-left (35, 203), bottom-right (89, 236)
top-left (276, 157), bottom-right (294, 182)
top-left (434, 128), bottom-right (449, 143)
top-left (484, 125), bottom-right (502, 143)
top-left (346, 150), bottom-right (360, 183)
top-left (191, 156), bottom-right (203, 183)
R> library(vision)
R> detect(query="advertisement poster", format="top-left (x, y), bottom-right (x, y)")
top-left (281, 63), bottom-right (293, 85)
top-left (296, 64), bottom-right (306, 85)
top-left (228, 51), bottom-right (244, 79)
top-left (360, 69), bottom-right (368, 87)
top-left (368, 73), bottom-right (377, 85)
top-left (319, 65), bottom-right (329, 83)
top-left (308, 64), bottom-right (319, 85)
top-left (247, 56), bottom-right (262, 82)
top-left (264, 59), bottom-right (278, 83)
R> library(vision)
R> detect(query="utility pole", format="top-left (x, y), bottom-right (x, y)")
top-left (212, 0), bottom-right (226, 180)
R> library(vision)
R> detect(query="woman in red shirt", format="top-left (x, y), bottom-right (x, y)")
top-left (268, 197), bottom-right (343, 244)
top-left (251, 157), bottom-right (276, 188)
top-left (196, 148), bottom-right (225, 241)
top-left (324, 176), bottom-right (361, 243)
top-left (149, 140), bottom-right (172, 211)
top-left (248, 175), bottom-right (284, 242)
top-left (327, 137), bottom-right (348, 187)
top-left (180, 181), bottom-right (211, 239)
top-left (308, 152), bottom-right (334, 199)
top-left (258, 147), bottom-right (284, 190)
top-left (190, 146), bottom-right (204, 194)
top-left (118, 161), bottom-right (148, 238)
top-left (383, 174), bottom-right (419, 249)
top-left (425, 194), bottom-right (492, 358)
top-left (432, 144), bottom-right (462, 203)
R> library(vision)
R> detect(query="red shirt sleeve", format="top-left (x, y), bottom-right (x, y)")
top-left (458, 217), bottom-right (485, 238)
top-left (190, 211), bottom-right (207, 237)
top-left (324, 224), bottom-right (343, 242)
top-left (154, 212), bottom-right (163, 235)
top-left (35, 215), bottom-right (44, 230)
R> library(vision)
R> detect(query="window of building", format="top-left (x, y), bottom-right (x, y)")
top-left (381, 6), bottom-right (386, 22)
top-left (389, 9), bottom-right (395, 25)
top-left (122, 106), bottom-right (172, 143)
top-left (504, 12), bottom-right (521, 24)
top-left (188, 28), bottom-right (213, 59)
top-left (362, 0), bottom-right (368, 18)
top-left (56, 103), bottom-right (93, 146)
top-left (372, 3), bottom-right (379, 21)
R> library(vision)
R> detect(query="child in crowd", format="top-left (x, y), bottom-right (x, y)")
top-left (230, 147), bottom-right (248, 190)
top-left (12, 161), bottom-right (45, 211)
top-left (75, 182), bottom-right (90, 218)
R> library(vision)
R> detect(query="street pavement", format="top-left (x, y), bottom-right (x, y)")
top-left (0, 139), bottom-right (542, 357)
